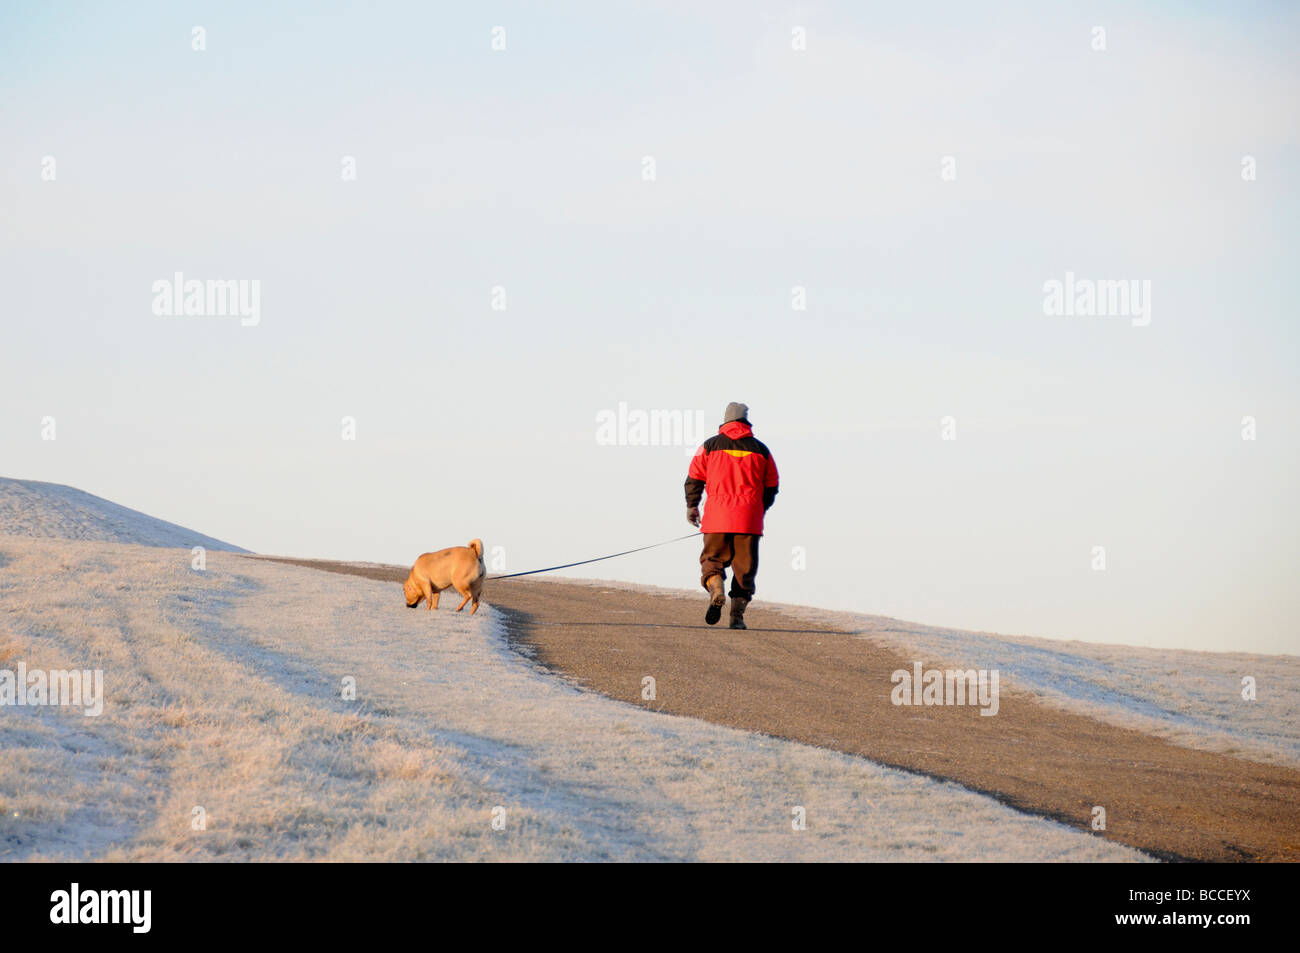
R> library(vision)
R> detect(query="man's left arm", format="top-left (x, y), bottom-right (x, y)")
top-left (685, 445), bottom-right (708, 526)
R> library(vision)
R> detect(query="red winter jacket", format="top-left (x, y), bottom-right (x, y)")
top-left (684, 421), bottom-right (780, 535)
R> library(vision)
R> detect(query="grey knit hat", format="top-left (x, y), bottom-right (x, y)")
top-left (723, 401), bottom-right (750, 424)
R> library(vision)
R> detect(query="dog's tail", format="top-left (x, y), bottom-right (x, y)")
top-left (468, 538), bottom-right (484, 559)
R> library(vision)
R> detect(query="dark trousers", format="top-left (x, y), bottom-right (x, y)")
top-left (700, 533), bottom-right (760, 598)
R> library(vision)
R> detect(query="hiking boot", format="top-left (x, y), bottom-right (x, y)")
top-left (729, 595), bottom-right (750, 630)
top-left (704, 574), bottom-right (726, 625)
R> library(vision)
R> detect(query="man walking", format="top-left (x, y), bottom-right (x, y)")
top-left (684, 402), bottom-right (779, 629)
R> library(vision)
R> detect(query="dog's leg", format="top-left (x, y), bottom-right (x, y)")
top-left (454, 589), bottom-right (471, 612)
top-left (421, 580), bottom-right (436, 610)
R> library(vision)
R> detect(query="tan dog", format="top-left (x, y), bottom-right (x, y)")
top-left (403, 539), bottom-right (485, 614)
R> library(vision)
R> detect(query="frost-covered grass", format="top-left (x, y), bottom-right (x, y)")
top-left (0, 536), bottom-right (1145, 862)
top-left (0, 478), bottom-right (247, 552)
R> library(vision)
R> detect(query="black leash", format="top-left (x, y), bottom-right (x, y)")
top-left (487, 532), bottom-right (701, 580)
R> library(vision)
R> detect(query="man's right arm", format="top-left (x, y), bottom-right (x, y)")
top-left (762, 451), bottom-right (780, 510)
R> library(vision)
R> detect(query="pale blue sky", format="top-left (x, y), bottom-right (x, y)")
top-left (2, 2), bottom-right (1297, 653)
